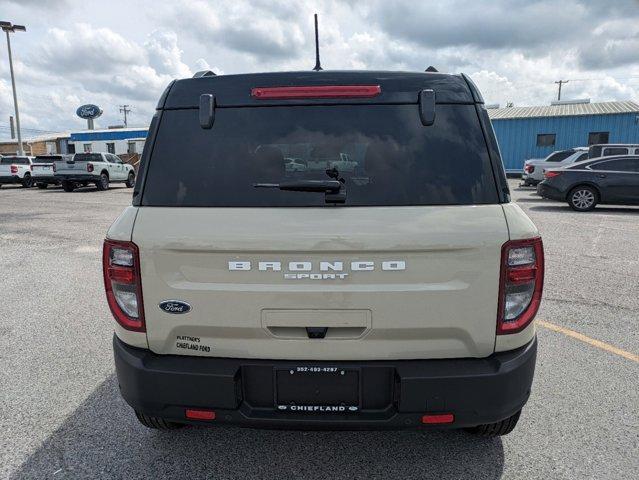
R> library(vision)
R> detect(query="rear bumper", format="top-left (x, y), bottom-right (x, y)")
top-left (0, 175), bottom-right (22, 184)
top-left (114, 335), bottom-right (537, 429)
top-left (521, 174), bottom-right (540, 185)
top-left (537, 182), bottom-right (564, 200)
top-left (56, 174), bottom-right (97, 183)
top-left (33, 175), bottom-right (59, 184)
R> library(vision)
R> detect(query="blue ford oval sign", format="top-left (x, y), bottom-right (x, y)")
top-left (76, 104), bottom-right (103, 120)
top-left (159, 300), bottom-right (191, 314)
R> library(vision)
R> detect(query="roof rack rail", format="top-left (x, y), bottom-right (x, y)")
top-left (425, 66), bottom-right (438, 72)
top-left (193, 70), bottom-right (216, 78)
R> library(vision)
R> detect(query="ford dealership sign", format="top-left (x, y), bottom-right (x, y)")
top-left (76, 104), bottom-right (103, 120)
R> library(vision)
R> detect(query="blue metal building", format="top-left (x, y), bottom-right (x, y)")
top-left (488, 100), bottom-right (639, 172)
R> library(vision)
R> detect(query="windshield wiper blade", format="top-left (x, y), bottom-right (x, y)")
top-left (253, 179), bottom-right (342, 193)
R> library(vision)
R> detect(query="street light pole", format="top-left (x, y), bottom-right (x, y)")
top-left (1, 21), bottom-right (26, 156)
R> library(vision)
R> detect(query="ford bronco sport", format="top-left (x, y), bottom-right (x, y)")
top-left (106, 70), bottom-right (543, 436)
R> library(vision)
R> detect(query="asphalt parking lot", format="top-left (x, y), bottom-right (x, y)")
top-left (0, 180), bottom-right (637, 480)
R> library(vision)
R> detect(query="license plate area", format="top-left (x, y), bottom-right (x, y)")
top-left (275, 367), bottom-right (360, 413)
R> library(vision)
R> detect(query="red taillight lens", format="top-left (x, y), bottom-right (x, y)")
top-left (87, 162), bottom-right (94, 173)
top-left (422, 413), bottom-right (455, 424)
top-left (103, 239), bottom-right (145, 332)
top-left (185, 409), bottom-right (216, 420)
top-left (251, 85), bottom-right (381, 100)
top-left (497, 238), bottom-right (544, 335)
top-left (524, 165), bottom-right (534, 174)
top-left (10, 165), bottom-right (18, 174)
top-left (544, 170), bottom-right (561, 179)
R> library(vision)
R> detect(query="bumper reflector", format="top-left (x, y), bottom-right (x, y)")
top-left (185, 409), bottom-right (216, 420)
top-left (421, 413), bottom-right (454, 424)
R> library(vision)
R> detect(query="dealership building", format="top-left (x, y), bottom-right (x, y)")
top-left (488, 100), bottom-right (639, 172)
top-left (68, 127), bottom-right (148, 155)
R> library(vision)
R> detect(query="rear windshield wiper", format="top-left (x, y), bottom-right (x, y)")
top-left (253, 179), bottom-right (341, 192)
top-left (253, 179), bottom-right (346, 203)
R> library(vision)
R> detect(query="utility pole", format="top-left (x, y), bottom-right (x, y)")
top-left (1, 21), bottom-right (26, 155)
top-left (554, 80), bottom-right (569, 101)
top-left (119, 105), bottom-right (131, 127)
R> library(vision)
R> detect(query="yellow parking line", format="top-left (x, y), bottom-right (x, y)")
top-left (537, 320), bottom-right (639, 363)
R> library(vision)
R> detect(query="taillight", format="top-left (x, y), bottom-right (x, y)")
top-left (544, 170), bottom-right (561, 179)
top-left (10, 165), bottom-right (18, 174)
top-left (251, 85), bottom-right (381, 99)
top-left (497, 238), bottom-right (544, 335)
top-left (103, 239), bottom-right (145, 332)
top-left (87, 163), bottom-right (94, 173)
top-left (524, 165), bottom-right (534, 174)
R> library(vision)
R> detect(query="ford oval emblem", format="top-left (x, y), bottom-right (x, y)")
top-left (76, 104), bottom-right (103, 120)
top-left (159, 300), bottom-right (191, 314)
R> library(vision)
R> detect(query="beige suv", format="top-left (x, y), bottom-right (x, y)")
top-left (105, 70), bottom-right (543, 436)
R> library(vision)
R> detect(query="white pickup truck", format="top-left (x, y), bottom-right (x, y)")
top-left (0, 155), bottom-right (35, 188)
top-left (54, 152), bottom-right (136, 192)
top-left (32, 154), bottom-right (73, 189)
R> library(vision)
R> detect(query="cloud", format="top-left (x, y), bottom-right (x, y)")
top-left (367, 0), bottom-right (589, 51)
top-left (578, 19), bottom-right (639, 69)
top-left (37, 24), bottom-right (143, 74)
top-left (0, 23), bottom-right (209, 133)
top-left (169, 0), bottom-right (309, 60)
top-left (0, 0), bottom-right (637, 134)
top-left (144, 30), bottom-right (192, 78)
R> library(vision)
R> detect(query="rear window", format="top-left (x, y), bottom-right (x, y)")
top-left (34, 156), bottom-right (61, 163)
top-left (1, 157), bottom-right (29, 165)
top-left (142, 104), bottom-right (499, 207)
top-left (73, 153), bottom-right (102, 162)
top-left (546, 150), bottom-right (574, 162)
top-left (603, 147), bottom-right (628, 156)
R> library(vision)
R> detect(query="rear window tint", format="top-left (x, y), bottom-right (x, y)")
top-left (546, 150), bottom-right (574, 162)
top-left (34, 156), bottom-right (61, 163)
top-left (73, 153), bottom-right (102, 162)
top-left (142, 104), bottom-right (499, 207)
top-left (603, 147), bottom-right (628, 156)
top-left (1, 157), bottom-right (29, 165)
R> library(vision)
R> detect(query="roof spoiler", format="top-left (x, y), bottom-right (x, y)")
top-left (193, 70), bottom-right (216, 78)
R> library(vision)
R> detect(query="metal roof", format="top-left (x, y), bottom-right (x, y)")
top-left (487, 101), bottom-right (639, 120)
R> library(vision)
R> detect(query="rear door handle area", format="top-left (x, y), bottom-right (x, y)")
top-left (262, 309), bottom-right (371, 340)
top-left (306, 327), bottom-right (328, 339)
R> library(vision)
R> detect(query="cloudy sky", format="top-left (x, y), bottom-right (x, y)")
top-left (1, 0), bottom-right (638, 137)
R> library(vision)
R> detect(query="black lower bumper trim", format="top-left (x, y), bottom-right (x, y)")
top-left (34, 176), bottom-right (59, 184)
top-left (58, 174), bottom-right (97, 182)
top-left (0, 176), bottom-right (21, 184)
top-left (114, 335), bottom-right (537, 429)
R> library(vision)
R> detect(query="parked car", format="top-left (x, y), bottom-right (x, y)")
top-left (32, 154), bottom-right (72, 189)
top-left (588, 144), bottom-right (639, 159)
top-left (522, 148), bottom-right (588, 186)
top-left (54, 153), bottom-right (136, 192)
top-left (284, 158), bottom-right (308, 172)
top-left (537, 155), bottom-right (639, 211)
top-left (0, 155), bottom-right (34, 188)
top-left (107, 70), bottom-right (542, 436)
